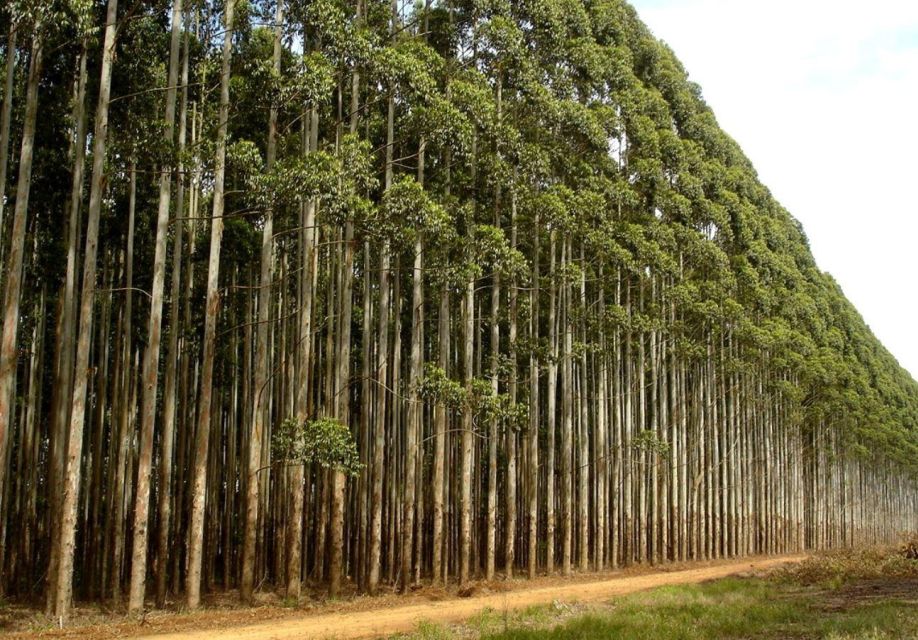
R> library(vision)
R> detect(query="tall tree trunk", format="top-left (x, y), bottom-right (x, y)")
top-left (622, 280), bottom-right (633, 566)
top-left (486, 265), bottom-right (499, 581)
top-left (187, 0), bottom-right (234, 609)
top-left (326, 0), bottom-right (363, 597)
top-left (0, 29), bottom-right (41, 571)
top-left (527, 210), bottom-right (539, 579)
top-left (431, 288), bottom-right (448, 585)
top-left (111, 160), bottom-right (137, 605)
top-left (368, 240), bottom-right (390, 596)
top-left (545, 229), bottom-right (557, 574)
top-left (367, 3), bottom-right (389, 596)
top-left (155, 14), bottom-right (191, 607)
top-left (128, 0), bottom-right (184, 612)
top-left (459, 275), bottom-right (474, 586)
top-left (288, 77), bottom-right (317, 604)
top-left (0, 23), bottom-right (16, 253)
top-left (577, 249), bottom-right (588, 572)
top-left (403, 164), bottom-right (424, 592)
top-left (595, 273), bottom-right (607, 570)
top-left (505, 186), bottom-right (518, 578)
top-left (46, 37), bottom-right (88, 612)
top-left (242, 0), bottom-right (283, 603)
top-left (54, 0), bottom-right (117, 616)
top-left (560, 237), bottom-right (573, 576)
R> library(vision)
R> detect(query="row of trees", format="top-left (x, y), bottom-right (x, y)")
top-left (0, 0), bottom-right (915, 621)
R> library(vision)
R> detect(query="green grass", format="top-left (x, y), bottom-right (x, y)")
top-left (399, 549), bottom-right (918, 640)
top-left (412, 619), bottom-right (455, 640)
top-left (466, 602), bottom-right (572, 636)
top-left (481, 578), bottom-right (917, 640)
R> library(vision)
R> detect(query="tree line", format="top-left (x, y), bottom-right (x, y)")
top-left (0, 0), bottom-right (916, 621)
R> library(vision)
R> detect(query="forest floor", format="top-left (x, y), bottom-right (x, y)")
top-left (1, 554), bottom-right (804, 639)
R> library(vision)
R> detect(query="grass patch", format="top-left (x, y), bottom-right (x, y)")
top-left (397, 547), bottom-right (918, 639)
top-left (469, 601), bottom-right (580, 636)
top-left (413, 619), bottom-right (454, 640)
top-left (481, 578), bottom-right (917, 640)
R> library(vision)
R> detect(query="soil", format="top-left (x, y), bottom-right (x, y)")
top-left (814, 577), bottom-right (918, 612)
top-left (1, 555), bottom-right (804, 639)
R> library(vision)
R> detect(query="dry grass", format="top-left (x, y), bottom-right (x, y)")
top-left (769, 543), bottom-right (918, 588)
top-left (901, 533), bottom-right (918, 560)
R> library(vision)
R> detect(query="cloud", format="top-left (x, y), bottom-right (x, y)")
top-left (631, 0), bottom-right (918, 378)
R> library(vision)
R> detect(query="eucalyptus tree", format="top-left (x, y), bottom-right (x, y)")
top-left (187, 0), bottom-right (235, 609)
top-left (128, 0), bottom-right (185, 612)
top-left (0, 1), bottom-right (54, 556)
top-left (154, 10), bottom-right (192, 606)
top-left (0, 16), bottom-right (17, 248)
top-left (53, 0), bottom-right (119, 618)
top-left (0, 0), bottom-right (914, 617)
top-left (241, 0), bottom-right (284, 605)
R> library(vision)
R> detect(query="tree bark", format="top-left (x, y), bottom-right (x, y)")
top-left (54, 0), bottom-right (117, 616)
top-left (155, 13), bottom-right (191, 607)
top-left (241, 0), bottom-right (283, 603)
top-left (459, 276), bottom-right (474, 586)
top-left (0, 29), bottom-right (41, 571)
top-left (0, 23), bottom-right (17, 255)
top-left (46, 36), bottom-right (87, 613)
top-left (527, 210), bottom-right (539, 579)
top-left (129, 0), bottom-right (184, 611)
top-left (187, 0), bottom-right (234, 609)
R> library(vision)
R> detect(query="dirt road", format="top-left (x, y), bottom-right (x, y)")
top-left (138, 555), bottom-right (804, 640)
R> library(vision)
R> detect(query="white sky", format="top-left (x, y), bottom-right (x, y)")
top-left (630, 0), bottom-right (918, 380)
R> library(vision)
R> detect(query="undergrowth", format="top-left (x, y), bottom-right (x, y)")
top-left (770, 543), bottom-right (918, 587)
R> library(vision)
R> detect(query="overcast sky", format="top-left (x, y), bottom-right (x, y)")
top-left (629, 0), bottom-right (918, 380)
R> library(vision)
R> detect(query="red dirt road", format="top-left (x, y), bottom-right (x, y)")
top-left (138, 555), bottom-right (804, 640)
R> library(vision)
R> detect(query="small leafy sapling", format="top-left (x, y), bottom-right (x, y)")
top-left (272, 417), bottom-right (363, 477)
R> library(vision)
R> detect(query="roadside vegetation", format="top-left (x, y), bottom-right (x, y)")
top-left (400, 544), bottom-right (918, 640)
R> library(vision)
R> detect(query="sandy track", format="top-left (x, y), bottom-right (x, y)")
top-left (139, 555), bottom-right (804, 640)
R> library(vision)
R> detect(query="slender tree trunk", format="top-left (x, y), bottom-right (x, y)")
top-left (402, 234), bottom-right (422, 591)
top-left (367, 12), bottom-right (384, 593)
top-left (527, 210), bottom-right (539, 579)
top-left (241, 0), bottom-right (283, 603)
top-left (596, 274), bottom-right (607, 570)
top-left (368, 240), bottom-right (390, 595)
top-left (330, 227), bottom-right (354, 597)
top-left (459, 276), bottom-right (474, 586)
top-left (431, 288), bottom-right (448, 585)
top-left (0, 24), bottom-right (16, 252)
top-left (155, 14), bottom-right (190, 607)
top-left (128, 0), bottom-right (184, 611)
top-left (111, 161), bottom-right (137, 605)
top-left (46, 37), bottom-right (88, 612)
top-left (326, 0), bottom-right (363, 596)
top-left (506, 187), bottom-right (518, 578)
top-left (401, 133), bottom-right (427, 589)
top-left (187, 0), bottom-right (234, 609)
top-left (486, 264), bottom-right (499, 581)
top-left (560, 237), bottom-right (573, 576)
top-left (545, 229), bottom-right (557, 574)
top-left (53, 0), bottom-right (117, 616)
top-left (577, 245), bottom-right (588, 572)
top-left (623, 279), bottom-right (634, 566)
top-left (288, 86), bottom-right (317, 603)
top-left (0, 30), bottom-right (41, 574)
